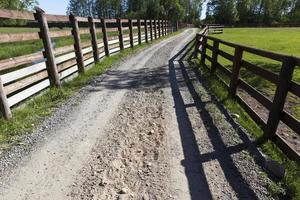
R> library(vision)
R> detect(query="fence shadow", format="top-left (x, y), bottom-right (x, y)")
top-left (168, 39), bottom-right (268, 199)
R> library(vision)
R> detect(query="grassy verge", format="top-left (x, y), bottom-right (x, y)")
top-left (191, 58), bottom-right (300, 200)
top-left (0, 29), bottom-right (183, 150)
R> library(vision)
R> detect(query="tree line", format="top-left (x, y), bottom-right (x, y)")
top-left (67, 0), bottom-right (204, 24)
top-left (204, 0), bottom-right (300, 25)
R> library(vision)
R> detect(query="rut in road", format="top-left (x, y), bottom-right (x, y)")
top-left (0, 29), bottom-right (278, 200)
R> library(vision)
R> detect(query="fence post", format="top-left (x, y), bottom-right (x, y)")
top-left (176, 21), bottom-right (179, 31)
top-left (154, 19), bottom-right (157, 39)
top-left (200, 36), bottom-right (207, 64)
top-left (149, 19), bottom-right (153, 41)
top-left (101, 18), bottom-right (110, 57)
top-left (137, 19), bottom-right (142, 44)
top-left (70, 14), bottom-right (85, 74)
top-left (211, 40), bottom-right (220, 74)
top-left (129, 19), bottom-right (134, 48)
top-left (0, 77), bottom-right (12, 120)
top-left (144, 19), bottom-right (148, 43)
top-left (161, 20), bottom-right (164, 36)
top-left (193, 34), bottom-right (201, 58)
top-left (88, 16), bottom-right (100, 62)
top-left (158, 20), bottom-right (161, 37)
top-left (117, 18), bottom-right (124, 50)
top-left (263, 57), bottom-right (295, 140)
top-left (34, 8), bottom-right (61, 88)
top-left (164, 20), bottom-right (167, 35)
top-left (228, 46), bottom-right (243, 97)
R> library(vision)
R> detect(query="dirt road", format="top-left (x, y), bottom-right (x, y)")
top-left (0, 29), bottom-right (276, 200)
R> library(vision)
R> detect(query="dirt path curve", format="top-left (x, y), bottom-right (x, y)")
top-left (0, 29), bottom-right (276, 200)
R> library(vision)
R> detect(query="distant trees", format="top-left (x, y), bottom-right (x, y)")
top-left (204, 0), bottom-right (300, 25)
top-left (0, 0), bottom-right (38, 25)
top-left (67, 0), bottom-right (204, 23)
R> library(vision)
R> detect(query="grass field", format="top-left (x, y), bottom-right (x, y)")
top-left (196, 27), bottom-right (300, 199)
top-left (206, 28), bottom-right (300, 119)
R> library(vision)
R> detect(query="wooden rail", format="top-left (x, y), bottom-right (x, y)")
top-left (194, 26), bottom-right (300, 162)
top-left (0, 8), bottom-right (175, 119)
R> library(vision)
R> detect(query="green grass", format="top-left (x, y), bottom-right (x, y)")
top-left (0, 29), bottom-right (182, 150)
top-left (206, 28), bottom-right (300, 120)
top-left (191, 58), bottom-right (300, 200)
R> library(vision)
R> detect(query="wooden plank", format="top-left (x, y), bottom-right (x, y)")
top-left (264, 57), bottom-right (296, 140)
top-left (236, 95), bottom-right (266, 128)
top-left (290, 81), bottom-right (300, 97)
top-left (242, 60), bottom-right (278, 84)
top-left (239, 79), bottom-right (273, 109)
top-left (45, 14), bottom-right (69, 22)
top-left (281, 111), bottom-right (300, 135)
top-left (1, 61), bottom-right (46, 84)
top-left (218, 49), bottom-right (234, 61)
top-left (82, 45), bottom-right (93, 55)
top-left (57, 59), bottom-right (77, 72)
top-left (49, 30), bottom-right (72, 38)
top-left (56, 52), bottom-right (76, 64)
top-left (70, 14), bottom-right (85, 73)
top-left (60, 65), bottom-right (78, 80)
top-left (4, 70), bottom-right (48, 95)
top-left (0, 52), bottom-right (44, 72)
top-left (7, 79), bottom-right (50, 107)
top-left (0, 8), bottom-right (34, 20)
top-left (0, 32), bottom-right (39, 43)
top-left (272, 135), bottom-right (300, 162)
top-left (35, 7), bottom-right (61, 87)
top-left (0, 77), bottom-right (12, 119)
top-left (88, 17), bottom-right (100, 62)
top-left (229, 46), bottom-right (243, 97)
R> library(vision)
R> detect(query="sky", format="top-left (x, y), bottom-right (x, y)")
top-left (38, 0), bottom-right (207, 19)
top-left (38, 0), bottom-right (69, 15)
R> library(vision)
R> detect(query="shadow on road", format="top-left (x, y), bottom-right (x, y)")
top-left (168, 39), bottom-right (268, 199)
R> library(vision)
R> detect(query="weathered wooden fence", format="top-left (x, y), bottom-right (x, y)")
top-left (0, 8), bottom-right (176, 120)
top-left (194, 27), bottom-right (300, 161)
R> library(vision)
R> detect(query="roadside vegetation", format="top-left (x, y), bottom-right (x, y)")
top-left (192, 27), bottom-right (300, 200)
top-left (0, 30), bottom-right (182, 151)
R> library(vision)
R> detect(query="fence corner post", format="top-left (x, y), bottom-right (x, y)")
top-left (263, 56), bottom-right (295, 140)
top-left (101, 18), bottom-right (110, 57)
top-left (211, 40), bottom-right (220, 74)
top-left (129, 19), bottom-right (134, 48)
top-left (70, 13), bottom-right (85, 74)
top-left (228, 46), bottom-right (243, 97)
top-left (193, 34), bottom-right (201, 58)
top-left (137, 19), bottom-right (142, 44)
top-left (34, 7), bottom-right (61, 88)
top-left (0, 77), bottom-right (12, 120)
top-left (88, 16), bottom-right (100, 62)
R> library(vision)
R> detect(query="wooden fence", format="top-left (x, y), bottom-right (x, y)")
top-left (0, 8), bottom-right (176, 120)
top-left (194, 27), bottom-right (300, 161)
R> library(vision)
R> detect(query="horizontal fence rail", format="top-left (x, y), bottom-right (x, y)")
top-left (0, 8), bottom-right (181, 120)
top-left (194, 26), bottom-right (300, 162)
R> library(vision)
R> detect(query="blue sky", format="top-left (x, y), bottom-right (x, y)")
top-left (38, 0), bottom-right (207, 19)
top-left (38, 0), bottom-right (69, 15)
